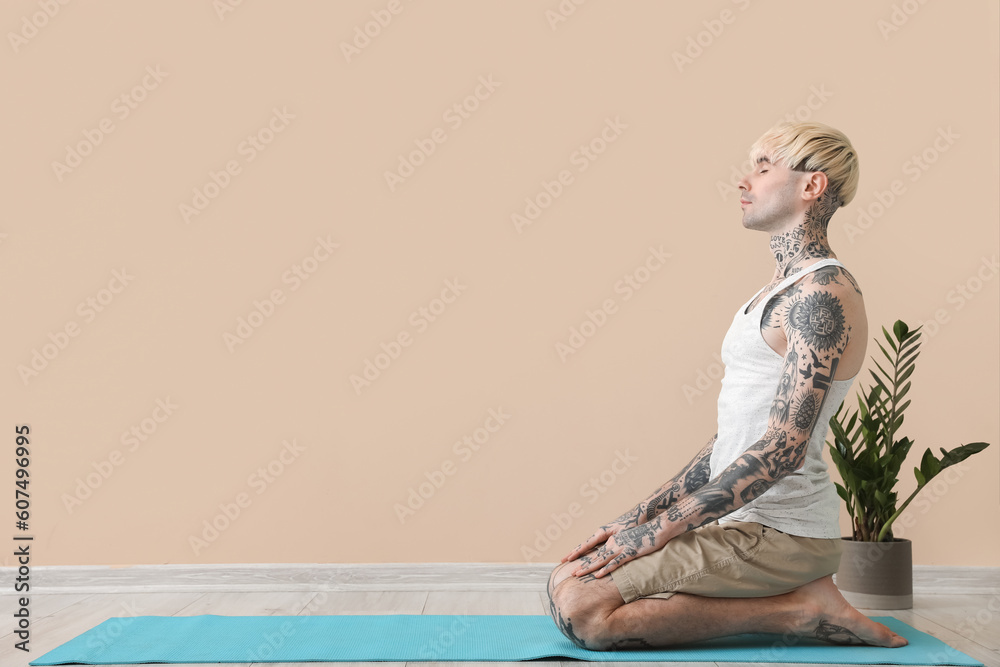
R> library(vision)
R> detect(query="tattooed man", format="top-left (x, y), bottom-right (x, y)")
top-left (546, 122), bottom-right (909, 651)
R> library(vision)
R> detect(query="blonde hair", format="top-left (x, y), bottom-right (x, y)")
top-left (748, 121), bottom-right (860, 207)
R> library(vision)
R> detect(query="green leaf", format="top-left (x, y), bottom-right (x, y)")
top-left (919, 448), bottom-right (941, 481)
top-left (893, 320), bottom-right (909, 341)
top-left (874, 339), bottom-right (894, 364)
top-left (835, 483), bottom-right (849, 502)
top-left (870, 359), bottom-right (893, 387)
top-left (828, 446), bottom-right (846, 472)
top-left (906, 325), bottom-right (924, 341)
top-left (898, 327), bottom-right (921, 345)
top-left (913, 466), bottom-right (925, 486)
top-left (897, 344), bottom-right (921, 367)
top-left (940, 442), bottom-right (991, 468)
top-left (882, 325), bottom-right (898, 353)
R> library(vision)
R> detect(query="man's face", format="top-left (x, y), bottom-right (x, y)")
top-left (737, 155), bottom-right (806, 233)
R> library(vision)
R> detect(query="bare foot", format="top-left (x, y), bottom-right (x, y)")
top-left (785, 575), bottom-right (908, 648)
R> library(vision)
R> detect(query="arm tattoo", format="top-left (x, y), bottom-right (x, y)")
top-left (645, 483), bottom-right (680, 521)
top-left (641, 434), bottom-right (717, 522)
top-left (660, 283), bottom-right (853, 533)
top-left (608, 505), bottom-right (643, 527)
top-left (665, 442), bottom-right (773, 529)
top-left (588, 519), bottom-right (662, 571)
top-left (683, 452), bottom-right (712, 492)
top-left (811, 264), bottom-right (864, 296)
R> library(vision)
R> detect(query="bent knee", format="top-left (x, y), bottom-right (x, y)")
top-left (551, 583), bottom-right (611, 650)
top-left (548, 560), bottom-right (579, 596)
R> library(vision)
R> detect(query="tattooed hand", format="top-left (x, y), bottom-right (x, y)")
top-left (559, 504), bottom-right (644, 563)
top-left (570, 518), bottom-right (665, 578)
top-left (560, 434), bottom-right (718, 564)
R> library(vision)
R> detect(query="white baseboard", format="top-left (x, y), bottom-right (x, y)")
top-left (2, 563), bottom-right (997, 596)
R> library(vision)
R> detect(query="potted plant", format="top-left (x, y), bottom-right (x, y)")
top-left (826, 319), bottom-right (990, 609)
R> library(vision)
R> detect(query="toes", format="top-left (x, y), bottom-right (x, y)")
top-left (881, 625), bottom-right (909, 648)
top-left (860, 625), bottom-right (907, 648)
top-left (871, 621), bottom-right (908, 648)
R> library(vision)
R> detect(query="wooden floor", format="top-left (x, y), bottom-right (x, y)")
top-left (1, 564), bottom-right (998, 667)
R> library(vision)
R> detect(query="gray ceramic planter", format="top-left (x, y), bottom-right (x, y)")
top-left (834, 537), bottom-right (912, 609)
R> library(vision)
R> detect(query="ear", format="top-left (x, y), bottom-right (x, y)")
top-left (801, 171), bottom-right (830, 203)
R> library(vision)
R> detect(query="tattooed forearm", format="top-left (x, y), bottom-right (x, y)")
top-left (645, 483), bottom-right (680, 521)
top-left (740, 478), bottom-right (771, 503)
top-left (683, 452), bottom-right (712, 492)
top-left (609, 505), bottom-right (643, 528)
top-left (639, 433), bottom-right (717, 522)
top-left (665, 444), bottom-right (774, 529)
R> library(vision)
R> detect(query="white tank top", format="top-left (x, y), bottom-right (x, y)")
top-left (711, 258), bottom-right (853, 539)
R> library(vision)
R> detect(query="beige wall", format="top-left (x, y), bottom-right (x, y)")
top-left (2, 1), bottom-right (997, 568)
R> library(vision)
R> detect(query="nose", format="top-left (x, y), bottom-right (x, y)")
top-left (736, 172), bottom-right (750, 194)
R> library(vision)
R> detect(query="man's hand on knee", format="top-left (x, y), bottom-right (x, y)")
top-left (561, 505), bottom-right (644, 563)
top-left (572, 519), bottom-right (667, 579)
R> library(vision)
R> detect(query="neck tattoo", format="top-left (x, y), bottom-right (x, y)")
top-left (768, 189), bottom-right (841, 279)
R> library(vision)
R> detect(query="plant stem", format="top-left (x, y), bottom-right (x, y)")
top-left (877, 483), bottom-right (923, 541)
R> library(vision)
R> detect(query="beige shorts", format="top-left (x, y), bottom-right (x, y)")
top-left (610, 519), bottom-right (843, 604)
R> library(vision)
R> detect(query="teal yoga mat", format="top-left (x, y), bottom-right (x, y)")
top-left (29, 614), bottom-right (982, 665)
